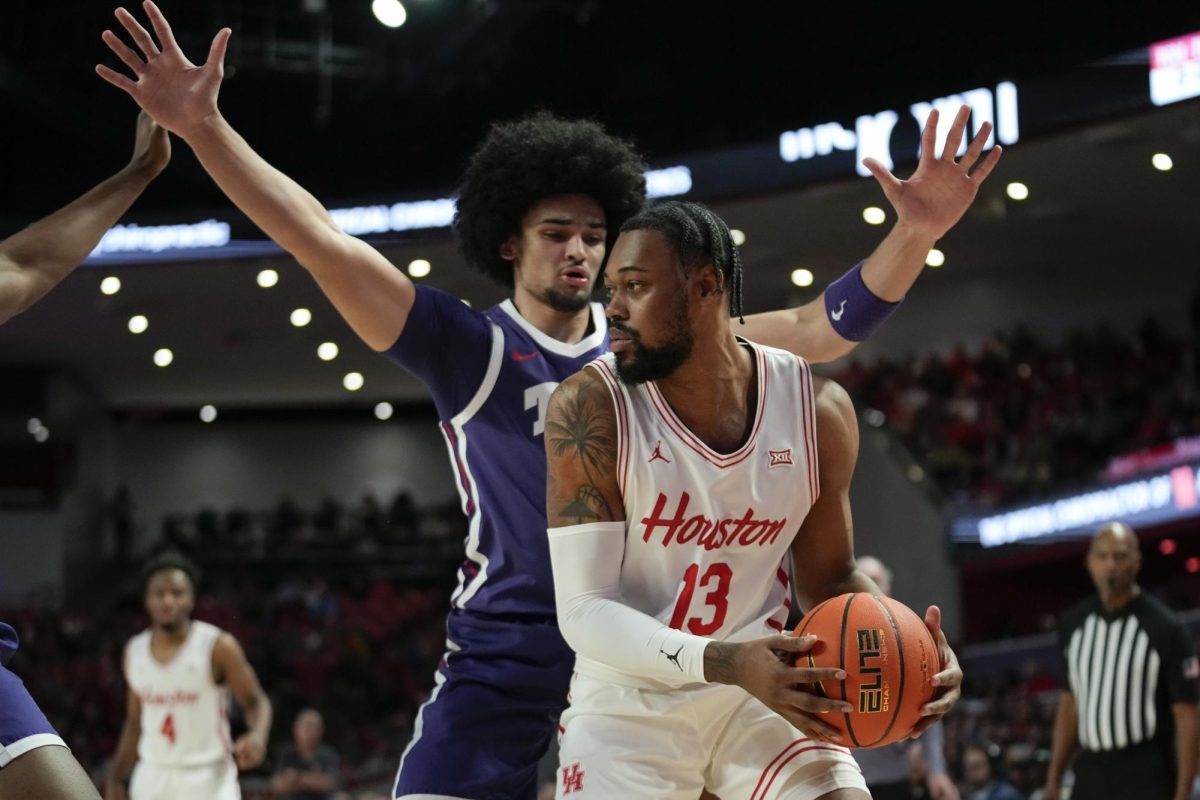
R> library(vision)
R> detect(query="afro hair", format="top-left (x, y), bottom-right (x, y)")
top-left (453, 112), bottom-right (648, 287)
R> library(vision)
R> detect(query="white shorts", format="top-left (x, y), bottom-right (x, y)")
top-left (555, 673), bottom-right (867, 800)
top-left (129, 759), bottom-right (241, 800)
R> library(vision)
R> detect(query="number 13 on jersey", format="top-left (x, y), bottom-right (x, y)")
top-left (669, 562), bottom-right (732, 635)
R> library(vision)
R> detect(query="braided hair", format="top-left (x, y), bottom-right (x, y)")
top-left (617, 200), bottom-right (745, 322)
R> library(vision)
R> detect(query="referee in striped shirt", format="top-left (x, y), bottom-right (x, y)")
top-left (1044, 522), bottom-right (1199, 800)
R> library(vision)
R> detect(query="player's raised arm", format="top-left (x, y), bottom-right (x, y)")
top-left (96, 1), bottom-right (414, 351)
top-left (739, 104), bottom-right (1003, 363)
top-left (0, 111), bottom-right (168, 326)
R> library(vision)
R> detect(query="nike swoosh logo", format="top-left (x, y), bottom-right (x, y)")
top-left (831, 300), bottom-right (847, 321)
top-left (511, 350), bottom-right (540, 362)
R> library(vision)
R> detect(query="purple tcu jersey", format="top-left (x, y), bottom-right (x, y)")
top-left (387, 285), bottom-right (609, 617)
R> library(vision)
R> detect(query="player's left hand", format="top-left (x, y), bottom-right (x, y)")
top-left (909, 604), bottom-right (961, 739)
top-left (862, 103), bottom-right (1003, 242)
top-left (233, 732), bottom-right (266, 770)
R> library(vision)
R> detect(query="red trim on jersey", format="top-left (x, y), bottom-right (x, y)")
top-left (798, 360), bottom-right (819, 502)
top-left (766, 619), bottom-right (784, 632)
top-left (776, 567), bottom-right (789, 587)
top-left (750, 739), bottom-right (848, 800)
top-left (440, 423), bottom-right (477, 516)
top-left (591, 361), bottom-right (631, 495)
top-left (644, 346), bottom-right (768, 468)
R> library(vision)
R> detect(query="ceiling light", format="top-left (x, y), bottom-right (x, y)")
top-left (1006, 182), bottom-right (1029, 201)
top-left (1152, 152), bottom-right (1173, 171)
top-left (791, 268), bottom-right (814, 288)
top-left (375, 402), bottom-right (394, 420)
top-left (317, 342), bottom-right (339, 361)
top-left (730, 229), bottom-right (746, 246)
top-left (290, 308), bottom-right (312, 327)
top-left (26, 418), bottom-right (43, 435)
top-left (372, 0), bottom-right (407, 28)
top-left (926, 249), bottom-right (945, 268)
top-left (153, 348), bottom-right (174, 367)
top-left (128, 314), bottom-right (149, 334)
top-left (408, 259), bottom-right (431, 278)
top-left (33, 427), bottom-right (49, 443)
top-left (199, 405), bottom-right (217, 423)
top-left (344, 372), bottom-right (365, 391)
top-left (100, 276), bottom-right (122, 296)
top-left (256, 269), bottom-right (279, 288)
top-left (862, 207), bottom-right (886, 225)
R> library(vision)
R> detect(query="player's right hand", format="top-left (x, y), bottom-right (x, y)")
top-left (732, 634), bottom-right (851, 742)
top-left (96, 1), bottom-right (232, 140)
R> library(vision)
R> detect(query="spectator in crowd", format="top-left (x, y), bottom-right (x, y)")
top-left (962, 742), bottom-right (1025, 800)
top-left (271, 709), bottom-right (340, 800)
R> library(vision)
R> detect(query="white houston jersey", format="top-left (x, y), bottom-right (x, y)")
top-left (586, 341), bottom-right (819, 687)
top-left (124, 620), bottom-right (233, 767)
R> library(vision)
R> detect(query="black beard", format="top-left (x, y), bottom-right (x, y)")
top-left (612, 305), bottom-right (694, 385)
top-left (539, 285), bottom-right (591, 314)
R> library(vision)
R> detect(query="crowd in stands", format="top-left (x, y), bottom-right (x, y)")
top-left (834, 317), bottom-right (1198, 508)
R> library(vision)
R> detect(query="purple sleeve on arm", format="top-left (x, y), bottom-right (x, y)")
top-left (823, 261), bottom-right (902, 342)
top-left (384, 285), bottom-right (495, 420)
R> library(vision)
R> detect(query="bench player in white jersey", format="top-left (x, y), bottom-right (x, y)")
top-left (96, 6), bottom-right (1001, 796)
top-left (105, 555), bottom-right (272, 800)
top-left (544, 201), bottom-right (965, 799)
top-left (0, 111), bottom-right (169, 800)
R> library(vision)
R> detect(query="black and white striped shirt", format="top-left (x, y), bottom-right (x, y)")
top-left (1059, 593), bottom-right (1198, 753)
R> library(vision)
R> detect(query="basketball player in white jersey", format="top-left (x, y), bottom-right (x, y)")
top-left (544, 201), bottom-right (963, 799)
top-left (105, 555), bottom-right (272, 800)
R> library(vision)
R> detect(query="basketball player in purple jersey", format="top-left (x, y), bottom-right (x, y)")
top-left (96, 5), bottom-right (1001, 797)
top-left (0, 111), bottom-right (169, 800)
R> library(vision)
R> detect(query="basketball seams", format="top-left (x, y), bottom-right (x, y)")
top-left (868, 593), bottom-right (907, 747)
top-left (837, 593), bottom-right (859, 747)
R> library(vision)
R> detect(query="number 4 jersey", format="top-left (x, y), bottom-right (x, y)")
top-left (124, 621), bottom-right (233, 768)
top-left (582, 342), bottom-right (818, 689)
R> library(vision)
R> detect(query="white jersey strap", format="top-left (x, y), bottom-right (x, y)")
top-left (548, 521), bottom-right (710, 686)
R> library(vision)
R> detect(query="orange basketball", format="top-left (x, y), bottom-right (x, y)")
top-left (792, 592), bottom-right (940, 748)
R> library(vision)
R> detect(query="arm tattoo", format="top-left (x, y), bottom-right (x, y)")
top-left (703, 641), bottom-right (740, 685)
top-left (546, 381), bottom-right (616, 523)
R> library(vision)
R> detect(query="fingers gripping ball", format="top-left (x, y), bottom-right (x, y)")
top-left (792, 593), bottom-right (939, 747)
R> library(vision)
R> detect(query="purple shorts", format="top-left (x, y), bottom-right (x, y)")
top-left (0, 622), bottom-right (65, 768)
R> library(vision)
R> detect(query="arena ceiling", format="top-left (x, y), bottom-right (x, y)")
top-left (1, 2), bottom-right (1200, 411)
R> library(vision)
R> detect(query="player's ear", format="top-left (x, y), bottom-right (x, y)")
top-left (500, 238), bottom-right (518, 263)
top-left (696, 263), bottom-right (721, 298)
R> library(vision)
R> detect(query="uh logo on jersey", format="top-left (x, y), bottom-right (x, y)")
top-left (639, 491), bottom-right (788, 549)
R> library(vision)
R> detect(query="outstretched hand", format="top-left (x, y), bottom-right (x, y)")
top-left (97, 0), bottom-right (232, 139)
top-left (863, 104), bottom-right (1003, 241)
top-left (909, 604), bottom-right (963, 739)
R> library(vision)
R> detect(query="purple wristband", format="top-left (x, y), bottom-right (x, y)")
top-left (824, 261), bottom-right (902, 342)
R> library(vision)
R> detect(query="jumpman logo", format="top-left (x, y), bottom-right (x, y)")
top-left (648, 440), bottom-right (671, 464)
top-left (660, 644), bottom-right (684, 672)
top-left (831, 300), bottom-right (847, 321)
